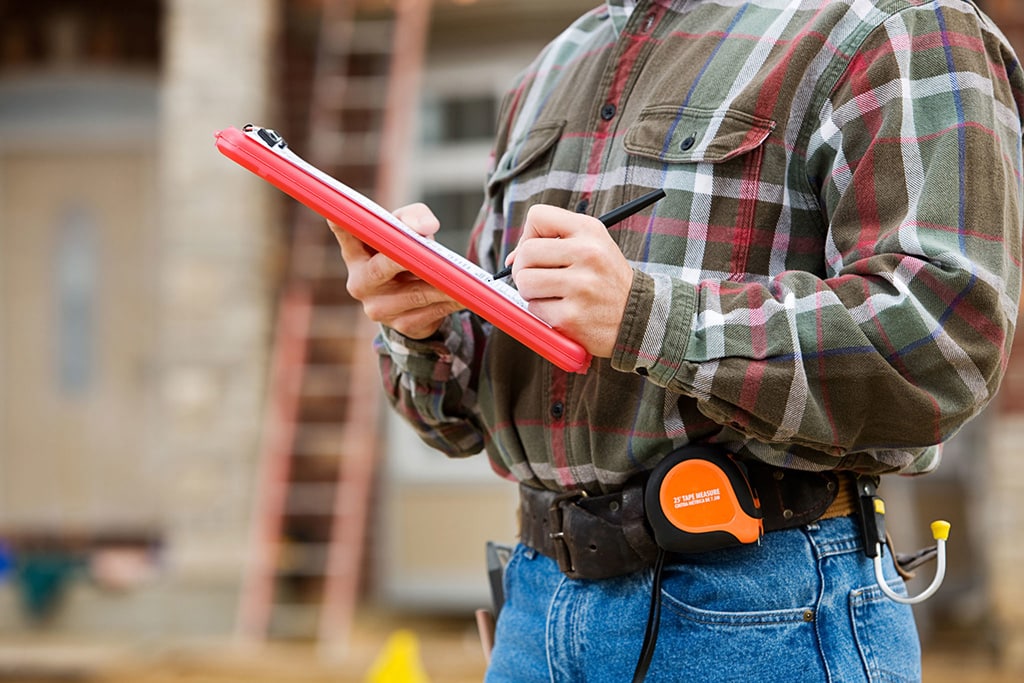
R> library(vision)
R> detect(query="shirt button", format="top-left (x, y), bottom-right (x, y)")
top-left (680, 134), bottom-right (697, 151)
top-left (575, 198), bottom-right (590, 213)
top-left (551, 401), bottom-right (565, 419)
top-left (600, 103), bottom-right (617, 121)
top-left (636, 367), bottom-right (649, 377)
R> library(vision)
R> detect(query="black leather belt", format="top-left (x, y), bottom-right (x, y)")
top-left (518, 463), bottom-right (853, 580)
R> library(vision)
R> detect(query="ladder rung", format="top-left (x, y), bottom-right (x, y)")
top-left (318, 74), bottom-right (390, 109)
top-left (285, 483), bottom-right (337, 514)
top-left (277, 543), bottom-right (363, 578)
top-left (268, 602), bottom-right (321, 638)
top-left (278, 541), bottom-right (331, 575)
top-left (293, 253), bottom-right (348, 281)
top-left (319, 257), bottom-right (348, 278)
top-left (292, 424), bottom-right (348, 458)
top-left (322, 18), bottom-right (394, 56)
top-left (308, 130), bottom-right (383, 166)
top-left (290, 240), bottom-right (335, 278)
top-left (303, 365), bottom-right (353, 397)
top-left (308, 305), bottom-right (363, 339)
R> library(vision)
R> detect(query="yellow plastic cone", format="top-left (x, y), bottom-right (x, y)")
top-left (365, 629), bottom-right (431, 683)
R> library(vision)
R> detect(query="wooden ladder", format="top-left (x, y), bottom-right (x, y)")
top-left (236, 0), bottom-right (432, 650)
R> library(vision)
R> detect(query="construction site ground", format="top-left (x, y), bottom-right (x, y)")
top-left (0, 609), bottom-right (1020, 683)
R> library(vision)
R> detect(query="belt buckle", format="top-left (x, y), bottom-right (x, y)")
top-left (548, 490), bottom-right (586, 576)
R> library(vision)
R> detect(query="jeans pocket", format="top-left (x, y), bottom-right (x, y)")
top-left (850, 583), bottom-right (922, 682)
top-left (654, 568), bottom-right (824, 682)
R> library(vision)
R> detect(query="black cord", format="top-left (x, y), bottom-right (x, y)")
top-left (632, 548), bottom-right (667, 683)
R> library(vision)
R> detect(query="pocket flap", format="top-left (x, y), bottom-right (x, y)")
top-left (488, 119), bottom-right (566, 189)
top-left (624, 106), bottom-right (775, 164)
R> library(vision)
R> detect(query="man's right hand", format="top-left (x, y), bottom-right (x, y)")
top-left (328, 203), bottom-right (464, 340)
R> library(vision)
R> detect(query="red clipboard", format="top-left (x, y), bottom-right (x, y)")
top-left (215, 125), bottom-right (592, 373)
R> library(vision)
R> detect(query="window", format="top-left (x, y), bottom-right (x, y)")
top-left (417, 90), bottom-right (498, 254)
top-left (421, 188), bottom-right (484, 254)
top-left (0, 0), bottom-right (161, 73)
top-left (422, 93), bottom-right (498, 145)
top-left (54, 203), bottom-right (97, 395)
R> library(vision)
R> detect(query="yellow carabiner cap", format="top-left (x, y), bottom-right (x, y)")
top-left (930, 520), bottom-right (951, 541)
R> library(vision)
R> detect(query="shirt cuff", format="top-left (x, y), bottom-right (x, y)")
top-left (377, 317), bottom-right (457, 382)
top-left (611, 269), bottom-right (697, 385)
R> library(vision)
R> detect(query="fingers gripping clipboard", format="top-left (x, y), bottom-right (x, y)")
top-left (215, 125), bottom-right (592, 373)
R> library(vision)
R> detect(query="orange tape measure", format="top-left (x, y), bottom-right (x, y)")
top-left (644, 446), bottom-right (763, 554)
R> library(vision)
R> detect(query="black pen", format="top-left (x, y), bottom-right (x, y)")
top-left (492, 188), bottom-right (667, 280)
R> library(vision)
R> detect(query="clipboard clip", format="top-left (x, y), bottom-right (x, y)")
top-left (244, 123), bottom-right (288, 149)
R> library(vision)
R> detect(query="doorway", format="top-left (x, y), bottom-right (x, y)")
top-left (0, 148), bottom-right (157, 531)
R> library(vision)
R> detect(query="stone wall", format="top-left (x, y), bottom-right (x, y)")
top-left (153, 0), bottom-right (277, 633)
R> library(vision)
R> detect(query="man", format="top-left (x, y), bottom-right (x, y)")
top-left (333, 0), bottom-right (1023, 680)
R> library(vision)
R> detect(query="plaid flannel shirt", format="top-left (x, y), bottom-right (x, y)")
top-left (377, 0), bottom-right (1024, 494)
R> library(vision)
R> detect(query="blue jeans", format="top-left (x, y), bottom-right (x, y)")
top-left (485, 516), bottom-right (920, 682)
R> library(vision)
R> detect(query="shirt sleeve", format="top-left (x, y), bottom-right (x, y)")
top-left (373, 74), bottom-right (535, 458)
top-left (376, 311), bottom-right (488, 457)
top-left (612, 4), bottom-right (1023, 464)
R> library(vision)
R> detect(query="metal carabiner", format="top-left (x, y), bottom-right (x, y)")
top-left (873, 518), bottom-right (950, 605)
top-left (857, 477), bottom-right (950, 605)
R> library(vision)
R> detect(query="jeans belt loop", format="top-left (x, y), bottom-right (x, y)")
top-left (547, 490), bottom-right (586, 576)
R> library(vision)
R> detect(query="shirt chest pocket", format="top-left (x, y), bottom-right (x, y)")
top-left (485, 119), bottom-right (567, 264)
top-left (623, 106), bottom-right (777, 277)
top-left (487, 119), bottom-right (566, 207)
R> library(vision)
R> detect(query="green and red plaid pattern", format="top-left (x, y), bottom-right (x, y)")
top-left (376, 0), bottom-right (1024, 493)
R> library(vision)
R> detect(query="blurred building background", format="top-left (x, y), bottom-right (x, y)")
top-left (0, 0), bottom-right (1023, 679)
